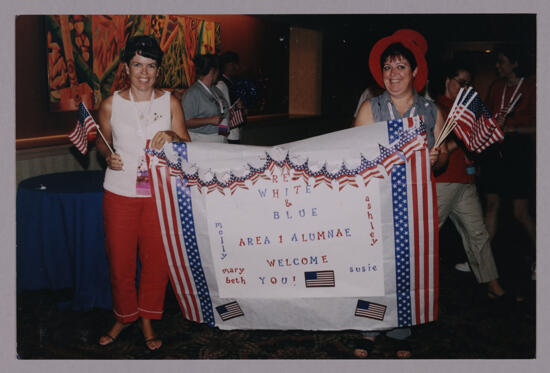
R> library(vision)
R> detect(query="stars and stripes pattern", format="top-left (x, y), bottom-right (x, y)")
top-left (146, 126), bottom-right (426, 196)
top-left (229, 107), bottom-right (245, 128)
top-left (146, 117), bottom-right (437, 328)
top-left (355, 300), bottom-right (387, 321)
top-left (216, 301), bottom-right (245, 321)
top-left (304, 270), bottom-right (336, 288)
top-left (68, 102), bottom-right (98, 155)
top-left (386, 116), bottom-right (438, 327)
top-left (149, 142), bottom-right (215, 326)
top-left (451, 89), bottom-right (504, 153)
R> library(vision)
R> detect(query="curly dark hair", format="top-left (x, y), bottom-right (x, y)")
top-left (380, 43), bottom-right (417, 72)
top-left (122, 35), bottom-right (163, 66)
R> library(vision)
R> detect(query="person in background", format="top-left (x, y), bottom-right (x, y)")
top-left (181, 53), bottom-right (230, 143)
top-left (435, 61), bottom-right (507, 300)
top-left (479, 46), bottom-right (536, 294)
top-left (353, 84), bottom-right (384, 119)
top-left (217, 51), bottom-right (245, 144)
top-left (353, 29), bottom-right (448, 359)
top-left (95, 35), bottom-right (190, 350)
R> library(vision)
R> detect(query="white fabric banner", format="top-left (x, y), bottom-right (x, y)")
top-left (148, 116), bottom-right (438, 330)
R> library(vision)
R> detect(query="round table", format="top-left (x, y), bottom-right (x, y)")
top-left (17, 171), bottom-right (112, 310)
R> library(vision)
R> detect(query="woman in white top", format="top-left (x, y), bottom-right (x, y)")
top-left (96, 35), bottom-right (190, 350)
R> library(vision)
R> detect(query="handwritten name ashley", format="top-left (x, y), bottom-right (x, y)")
top-left (238, 227), bottom-right (352, 246)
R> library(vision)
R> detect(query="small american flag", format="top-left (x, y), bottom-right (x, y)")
top-left (229, 107), bottom-right (245, 128)
top-left (379, 144), bottom-right (405, 174)
top-left (355, 300), bottom-right (387, 321)
top-left (304, 270), bottom-right (335, 288)
top-left (69, 102), bottom-right (97, 154)
top-left (452, 90), bottom-right (504, 153)
top-left (68, 102), bottom-right (98, 155)
top-left (216, 301), bottom-right (244, 321)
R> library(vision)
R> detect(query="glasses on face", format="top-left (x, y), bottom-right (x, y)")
top-left (453, 78), bottom-right (471, 87)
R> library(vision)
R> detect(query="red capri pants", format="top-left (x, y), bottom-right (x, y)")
top-left (103, 190), bottom-right (169, 323)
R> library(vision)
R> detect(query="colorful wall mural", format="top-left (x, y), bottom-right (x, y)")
top-left (45, 15), bottom-right (221, 111)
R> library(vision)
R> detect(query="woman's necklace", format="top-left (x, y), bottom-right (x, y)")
top-left (387, 100), bottom-right (415, 120)
top-left (129, 88), bottom-right (155, 122)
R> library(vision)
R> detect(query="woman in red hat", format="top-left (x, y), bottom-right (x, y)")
top-left (352, 29), bottom-right (448, 358)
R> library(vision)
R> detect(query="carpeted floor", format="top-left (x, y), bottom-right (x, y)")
top-left (17, 210), bottom-right (536, 360)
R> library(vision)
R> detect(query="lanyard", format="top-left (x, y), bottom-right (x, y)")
top-left (387, 101), bottom-right (416, 120)
top-left (198, 80), bottom-right (224, 114)
top-left (129, 89), bottom-right (155, 138)
top-left (500, 77), bottom-right (524, 112)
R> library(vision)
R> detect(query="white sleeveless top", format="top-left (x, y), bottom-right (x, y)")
top-left (104, 90), bottom-right (171, 197)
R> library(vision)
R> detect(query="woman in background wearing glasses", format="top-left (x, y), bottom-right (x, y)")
top-left (434, 61), bottom-right (506, 301)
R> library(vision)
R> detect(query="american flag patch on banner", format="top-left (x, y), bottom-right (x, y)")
top-left (216, 301), bottom-right (244, 321)
top-left (304, 270), bottom-right (335, 288)
top-left (355, 300), bottom-right (387, 321)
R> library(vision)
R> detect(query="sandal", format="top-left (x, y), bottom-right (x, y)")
top-left (395, 339), bottom-right (412, 359)
top-left (144, 336), bottom-right (162, 351)
top-left (99, 322), bottom-right (131, 346)
top-left (346, 337), bottom-right (375, 358)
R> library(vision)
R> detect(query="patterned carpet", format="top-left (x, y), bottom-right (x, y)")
top-left (17, 217), bottom-right (536, 360)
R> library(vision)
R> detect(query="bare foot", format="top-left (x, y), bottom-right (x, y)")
top-left (99, 321), bottom-right (130, 346)
top-left (396, 349), bottom-right (412, 358)
top-left (487, 279), bottom-right (506, 298)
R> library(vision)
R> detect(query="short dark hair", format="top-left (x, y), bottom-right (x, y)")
top-left (380, 43), bottom-right (417, 72)
top-left (442, 60), bottom-right (473, 81)
top-left (193, 53), bottom-right (220, 76)
top-left (122, 35), bottom-right (163, 66)
top-left (220, 51), bottom-right (240, 73)
top-left (496, 46), bottom-right (533, 76)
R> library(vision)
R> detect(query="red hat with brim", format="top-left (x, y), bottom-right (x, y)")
top-left (368, 29), bottom-right (428, 92)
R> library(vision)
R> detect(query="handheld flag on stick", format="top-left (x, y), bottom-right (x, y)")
top-left (228, 98), bottom-right (245, 129)
top-left (434, 88), bottom-right (504, 153)
top-left (229, 107), bottom-right (245, 129)
top-left (68, 102), bottom-right (113, 155)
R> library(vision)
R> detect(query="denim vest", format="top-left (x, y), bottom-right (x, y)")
top-left (370, 90), bottom-right (437, 148)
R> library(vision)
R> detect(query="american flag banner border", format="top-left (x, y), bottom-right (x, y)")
top-left (386, 116), bottom-right (439, 326)
top-left (149, 142), bottom-right (216, 326)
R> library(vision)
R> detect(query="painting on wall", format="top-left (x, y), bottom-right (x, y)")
top-left (45, 15), bottom-right (221, 111)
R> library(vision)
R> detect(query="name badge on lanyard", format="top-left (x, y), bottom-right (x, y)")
top-left (136, 155), bottom-right (152, 196)
top-left (130, 89), bottom-right (155, 196)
